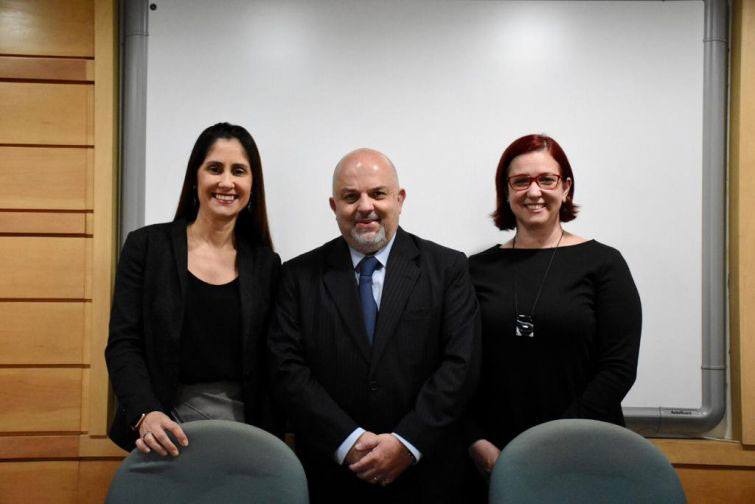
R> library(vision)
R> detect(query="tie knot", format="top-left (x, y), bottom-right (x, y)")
top-left (358, 256), bottom-right (381, 277)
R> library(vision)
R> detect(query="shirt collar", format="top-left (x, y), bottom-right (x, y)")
top-left (348, 232), bottom-right (397, 271)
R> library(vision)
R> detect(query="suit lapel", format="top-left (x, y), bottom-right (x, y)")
top-left (236, 237), bottom-right (255, 368)
top-left (322, 238), bottom-right (372, 364)
top-left (169, 220), bottom-right (189, 347)
top-left (370, 228), bottom-right (420, 371)
top-left (170, 220), bottom-right (189, 298)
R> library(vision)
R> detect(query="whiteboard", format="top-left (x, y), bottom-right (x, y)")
top-left (144, 0), bottom-right (705, 410)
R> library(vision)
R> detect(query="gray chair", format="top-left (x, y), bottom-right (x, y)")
top-left (106, 420), bottom-right (308, 504)
top-left (490, 419), bottom-right (686, 504)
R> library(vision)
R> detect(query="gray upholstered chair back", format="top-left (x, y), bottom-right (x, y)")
top-left (490, 419), bottom-right (686, 504)
top-left (106, 420), bottom-right (308, 504)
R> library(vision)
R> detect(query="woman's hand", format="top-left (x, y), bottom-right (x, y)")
top-left (469, 439), bottom-right (501, 475)
top-left (135, 411), bottom-right (189, 456)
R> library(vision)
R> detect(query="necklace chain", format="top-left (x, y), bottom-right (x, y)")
top-left (512, 229), bottom-right (565, 320)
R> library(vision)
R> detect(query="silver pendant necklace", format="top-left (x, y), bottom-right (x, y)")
top-left (512, 229), bottom-right (564, 338)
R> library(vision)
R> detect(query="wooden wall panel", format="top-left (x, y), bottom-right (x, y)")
top-left (0, 82), bottom-right (93, 145)
top-left (0, 237), bottom-right (89, 298)
top-left (655, 439), bottom-right (755, 467)
top-left (89, 0), bottom-right (118, 437)
top-left (0, 0), bottom-right (123, 501)
top-left (0, 435), bottom-right (78, 459)
top-left (0, 302), bottom-right (85, 364)
top-left (77, 460), bottom-right (122, 504)
top-left (730, 0), bottom-right (755, 446)
top-left (78, 436), bottom-right (126, 458)
top-left (0, 147), bottom-right (92, 210)
top-left (0, 211), bottom-right (87, 234)
top-left (0, 56), bottom-right (94, 82)
top-left (677, 467), bottom-right (755, 504)
top-left (0, 0), bottom-right (94, 57)
top-left (0, 368), bottom-right (82, 432)
top-left (0, 435), bottom-right (125, 459)
top-left (0, 461), bottom-right (78, 504)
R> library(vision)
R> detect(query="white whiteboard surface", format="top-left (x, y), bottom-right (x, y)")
top-left (145, 0), bottom-right (705, 409)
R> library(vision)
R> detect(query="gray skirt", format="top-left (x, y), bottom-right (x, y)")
top-left (170, 381), bottom-right (245, 424)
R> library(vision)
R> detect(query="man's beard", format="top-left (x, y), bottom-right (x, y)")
top-left (350, 224), bottom-right (387, 254)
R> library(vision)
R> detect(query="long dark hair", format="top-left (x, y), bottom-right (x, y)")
top-left (174, 122), bottom-right (273, 249)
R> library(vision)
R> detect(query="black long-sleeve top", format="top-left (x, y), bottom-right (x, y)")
top-left (466, 240), bottom-right (641, 449)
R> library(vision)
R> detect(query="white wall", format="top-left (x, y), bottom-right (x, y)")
top-left (145, 0), bottom-right (705, 409)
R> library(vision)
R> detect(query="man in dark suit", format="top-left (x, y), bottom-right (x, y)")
top-left (269, 148), bottom-right (480, 503)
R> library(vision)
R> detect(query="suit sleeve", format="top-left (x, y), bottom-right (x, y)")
top-left (393, 252), bottom-right (481, 456)
top-left (104, 231), bottom-right (163, 426)
top-left (268, 263), bottom-right (359, 459)
top-left (561, 249), bottom-right (641, 420)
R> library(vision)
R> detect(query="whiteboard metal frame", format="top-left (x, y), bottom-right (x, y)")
top-left (118, 0), bottom-right (728, 437)
top-left (623, 0), bottom-right (727, 436)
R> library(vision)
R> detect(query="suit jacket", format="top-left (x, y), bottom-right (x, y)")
top-left (105, 220), bottom-right (280, 451)
top-left (268, 227), bottom-right (480, 503)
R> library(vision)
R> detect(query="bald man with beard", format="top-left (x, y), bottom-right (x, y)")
top-left (269, 149), bottom-right (480, 503)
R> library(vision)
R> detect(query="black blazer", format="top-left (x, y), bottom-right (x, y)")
top-left (105, 220), bottom-right (280, 451)
top-left (268, 227), bottom-right (480, 503)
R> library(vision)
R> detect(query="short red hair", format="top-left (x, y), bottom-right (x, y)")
top-left (492, 134), bottom-right (579, 230)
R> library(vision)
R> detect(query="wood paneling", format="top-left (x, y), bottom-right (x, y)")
top-left (0, 1), bottom-right (122, 501)
top-left (0, 82), bottom-right (93, 145)
top-left (77, 460), bottom-right (122, 504)
top-left (0, 435), bottom-right (125, 459)
top-left (0, 211), bottom-right (87, 234)
top-left (0, 368), bottom-right (82, 432)
top-left (655, 439), bottom-right (755, 467)
top-left (0, 146), bottom-right (92, 210)
top-left (0, 302), bottom-right (85, 364)
top-left (0, 461), bottom-right (78, 504)
top-left (89, 0), bottom-right (118, 438)
top-left (0, 237), bottom-right (89, 298)
top-left (730, 0), bottom-right (755, 446)
top-left (677, 467), bottom-right (755, 504)
top-left (78, 436), bottom-right (127, 458)
top-left (0, 56), bottom-right (93, 82)
top-left (0, 0), bottom-right (94, 57)
top-left (0, 434), bottom-right (78, 459)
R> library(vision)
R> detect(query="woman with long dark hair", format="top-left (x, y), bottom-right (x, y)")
top-left (465, 134), bottom-right (641, 496)
top-left (106, 123), bottom-right (280, 455)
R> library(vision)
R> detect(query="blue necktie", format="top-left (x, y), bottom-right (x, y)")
top-left (357, 256), bottom-right (381, 344)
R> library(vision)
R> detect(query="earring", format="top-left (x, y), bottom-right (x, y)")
top-left (192, 185), bottom-right (198, 207)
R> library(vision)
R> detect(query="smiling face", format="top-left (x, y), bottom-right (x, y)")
top-left (329, 149), bottom-right (405, 254)
top-left (507, 149), bottom-right (571, 231)
top-left (195, 138), bottom-right (253, 223)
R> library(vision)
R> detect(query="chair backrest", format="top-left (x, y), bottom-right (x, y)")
top-left (106, 420), bottom-right (308, 504)
top-left (490, 419), bottom-right (686, 504)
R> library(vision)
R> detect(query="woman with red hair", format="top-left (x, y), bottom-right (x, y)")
top-left (465, 134), bottom-right (642, 494)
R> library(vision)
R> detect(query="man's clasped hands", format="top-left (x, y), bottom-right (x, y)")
top-left (344, 431), bottom-right (414, 487)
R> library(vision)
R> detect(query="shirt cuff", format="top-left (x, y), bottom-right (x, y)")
top-left (335, 427), bottom-right (366, 465)
top-left (392, 433), bottom-right (422, 463)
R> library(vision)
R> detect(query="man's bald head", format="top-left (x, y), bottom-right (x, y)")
top-left (332, 148), bottom-right (399, 195)
top-left (329, 148), bottom-right (405, 254)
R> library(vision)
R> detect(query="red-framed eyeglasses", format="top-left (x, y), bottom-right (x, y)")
top-left (507, 173), bottom-right (563, 191)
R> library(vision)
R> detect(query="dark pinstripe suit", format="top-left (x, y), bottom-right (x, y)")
top-left (269, 227), bottom-right (480, 503)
